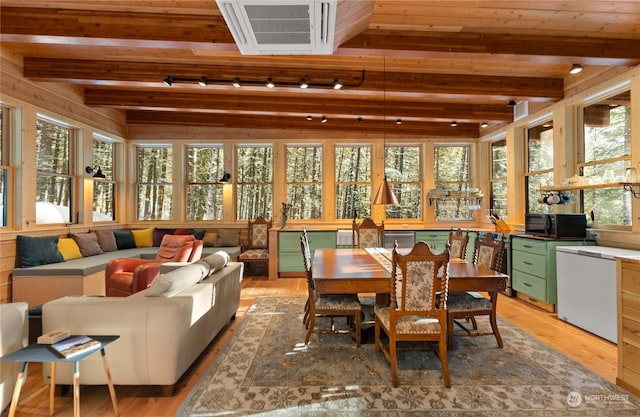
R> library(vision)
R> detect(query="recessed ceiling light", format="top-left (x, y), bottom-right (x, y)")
top-left (481, 122), bottom-right (489, 128)
top-left (232, 77), bottom-right (241, 88)
top-left (299, 78), bottom-right (309, 89)
top-left (265, 77), bottom-right (275, 88)
top-left (395, 119), bottom-right (402, 125)
top-left (450, 121), bottom-right (457, 127)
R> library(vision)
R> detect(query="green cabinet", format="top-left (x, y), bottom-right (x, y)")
top-left (278, 230), bottom-right (336, 273)
top-left (415, 230), bottom-right (477, 262)
top-left (511, 236), bottom-right (592, 308)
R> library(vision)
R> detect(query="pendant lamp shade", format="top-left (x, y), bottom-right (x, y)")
top-left (373, 176), bottom-right (399, 205)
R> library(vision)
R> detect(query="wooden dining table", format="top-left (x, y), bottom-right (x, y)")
top-left (312, 247), bottom-right (507, 296)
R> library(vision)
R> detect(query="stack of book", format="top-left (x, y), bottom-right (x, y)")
top-left (38, 331), bottom-right (101, 358)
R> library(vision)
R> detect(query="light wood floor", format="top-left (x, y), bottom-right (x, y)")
top-left (2, 276), bottom-right (618, 417)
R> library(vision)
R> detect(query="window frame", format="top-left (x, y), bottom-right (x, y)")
top-left (433, 144), bottom-right (472, 222)
top-left (335, 144), bottom-right (371, 220)
top-left (186, 144), bottom-right (225, 221)
top-left (135, 144), bottom-right (173, 221)
top-left (235, 144), bottom-right (273, 221)
top-left (286, 144), bottom-right (323, 220)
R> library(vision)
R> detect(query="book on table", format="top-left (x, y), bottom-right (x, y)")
top-left (51, 335), bottom-right (101, 358)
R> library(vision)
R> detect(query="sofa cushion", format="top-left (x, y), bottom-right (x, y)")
top-left (132, 227), bottom-right (154, 247)
top-left (190, 229), bottom-right (206, 240)
top-left (153, 228), bottom-right (175, 246)
top-left (57, 237), bottom-right (83, 260)
top-left (114, 230), bottom-right (136, 250)
top-left (145, 262), bottom-right (210, 297)
top-left (95, 229), bottom-right (118, 252)
top-left (217, 228), bottom-right (240, 246)
top-left (203, 232), bottom-right (218, 247)
top-left (197, 250), bottom-right (230, 276)
top-left (16, 235), bottom-right (64, 268)
top-left (71, 232), bottom-right (104, 257)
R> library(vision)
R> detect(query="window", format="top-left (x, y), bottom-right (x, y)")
top-left (287, 145), bottom-right (322, 219)
top-left (335, 145), bottom-right (370, 219)
top-left (434, 145), bottom-right (471, 221)
top-left (236, 145), bottom-right (272, 220)
top-left (581, 90), bottom-right (631, 226)
top-left (36, 116), bottom-right (73, 224)
top-left (187, 145), bottom-right (224, 221)
top-left (490, 139), bottom-right (508, 219)
top-left (385, 145), bottom-right (421, 219)
top-left (526, 121), bottom-right (554, 214)
top-left (0, 107), bottom-right (8, 227)
top-left (92, 135), bottom-right (116, 221)
top-left (137, 145), bottom-right (172, 220)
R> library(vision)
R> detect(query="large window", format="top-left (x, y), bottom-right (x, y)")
top-left (187, 145), bottom-right (224, 221)
top-left (490, 139), bottom-right (508, 219)
top-left (237, 145), bottom-right (272, 220)
top-left (0, 107), bottom-right (8, 227)
top-left (287, 145), bottom-right (322, 220)
top-left (581, 90), bottom-right (632, 226)
top-left (92, 135), bottom-right (116, 221)
top-left (526, 121), bottom-right (554, 214)
top-left (36, 116), bottom-right (73, 224)
top-left (385, 145), bottom-right (421, 219)
top-left (434, 145), bottom-right (471, 221)
top-left (335, 145), bottom-right (370, 219)
top-left (137, 145), bottom-right (172, 220)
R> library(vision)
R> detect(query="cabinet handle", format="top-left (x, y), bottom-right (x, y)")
top-left (524, 282), bottom-right (532, 287)
top-left (523, 261), bottom-right (533, 266)
top-left (524, 244), bottom-right (533, 248)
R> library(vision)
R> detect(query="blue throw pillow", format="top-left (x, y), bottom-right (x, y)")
top-left (113, 230), bottom-right (136, 250)
top-left (190, 229), bottom-right (206, 240)
top-left (16, 235), bottom-right (64, 268)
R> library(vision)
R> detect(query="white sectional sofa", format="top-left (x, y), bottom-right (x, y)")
top-left (41, 260), bottom-right (243, 394)
top-left (0, 302), bottom-right (29, 412)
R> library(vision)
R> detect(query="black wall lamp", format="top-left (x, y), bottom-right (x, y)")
top-left (86, 165), bottom-right (106, 179)
top-left (162, 70), bottom-right (365, 90)
top-left (219, 172), bottom-right (231, 183)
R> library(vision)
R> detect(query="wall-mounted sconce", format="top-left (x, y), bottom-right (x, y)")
top-left (219, 172), bottom-right (231, 183)
top-left (85, 165), bottom-right (106, 179)
top-left (161, 70), bottom-right (365, 90)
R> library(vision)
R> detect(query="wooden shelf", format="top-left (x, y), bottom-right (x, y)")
top-left (540, 182), bottom-right (635, 192)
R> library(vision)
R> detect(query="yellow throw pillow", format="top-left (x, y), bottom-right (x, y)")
top-left (57, 237), bottom-right (83, 260)
top-left (132, 227), bottom-right (154, 248)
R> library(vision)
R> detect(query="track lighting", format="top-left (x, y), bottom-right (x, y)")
top-left (569, 63), bottom-right (583, 74)
top-left (507, 100), bottom-right (517, 108)
top-left (450, 121), bottom-right (457, 127)
top-left (481, 122), bottom-right (489, 128)
top-left (395, 119), bottom-right (402, 125)
top-left (306, 115), bottom-right (313, 121)
top-left (357, 117), bottom-right (363, 123)
top-left (321, 116), bottom-right (328, 123)
top-left (160, 70), bottom-right (365, 90)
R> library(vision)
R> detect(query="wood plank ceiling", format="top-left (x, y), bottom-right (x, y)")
top-left (1, 1), bottom-right (640, 139)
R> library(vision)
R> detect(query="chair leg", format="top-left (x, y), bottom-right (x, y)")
top-left (447, 312), bottom-right (454, 350)
top-left (490, 310), bottom-right (503, 348)
top-left (374, 318), bottom-right (381, 352)
top-left (389, 333), bottom-right (399, 387)
top-left (305, 315), bottom-right (315, 345)
top-left (354, 312), bottom-right (361, 347)
top-left (470, 316), bottom-right (478, 330)
top-left (439, 334), bottom-right (451, 387)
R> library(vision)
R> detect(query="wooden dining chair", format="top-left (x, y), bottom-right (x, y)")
top-left (448, 228), bottom-right (469, 259)
top-left (238, 216), bottom-right (272, 274)
top-left (300, 231), bottom-right (362, 346)
top-left (446, 233), bottom-right (505, 349)
top-left (374, 241), bottom-right (451, 387)
top-left (352, 218), bottom-right (384, 248)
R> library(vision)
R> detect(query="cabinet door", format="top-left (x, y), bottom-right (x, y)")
top-left (278, 231), bottom-right (336, 273)
top-left (415, 231), bottom-right (449, 251)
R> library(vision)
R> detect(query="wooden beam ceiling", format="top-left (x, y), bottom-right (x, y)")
top-left (2, 1), bottom-right (640, 139)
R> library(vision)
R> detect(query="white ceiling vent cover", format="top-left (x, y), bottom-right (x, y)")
top-left (216, 0), bottom-right (337, 55)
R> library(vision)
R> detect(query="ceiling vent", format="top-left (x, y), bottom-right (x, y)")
top-left (216, 0), bottom-right (337, 55)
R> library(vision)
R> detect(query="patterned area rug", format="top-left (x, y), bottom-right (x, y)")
top-left (176, 296), bottom-right (640, 416)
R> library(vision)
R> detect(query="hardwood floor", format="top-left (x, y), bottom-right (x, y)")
top-left (2, 276), bottom-right (617, 417)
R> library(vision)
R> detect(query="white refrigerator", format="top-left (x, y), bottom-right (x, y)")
top-left (556, 246), bottom-right (640, 343)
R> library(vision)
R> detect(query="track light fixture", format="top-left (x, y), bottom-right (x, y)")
top-left (507, 100), bottom-right (517, 108)
top-left (306, 115), bottom-right (313, 121)
top-left (450, 121), bottom-right (457, 127)
top-left (395, 118), bottom-right (402, 125)
top-left (481, 122), bottom-right (489, 128)
top-left (569, 63), bottom-right (583, 74)
top-left (161, 70), bottom-right (365, 90)
top-left (321, 116), bottom-right (328, 123)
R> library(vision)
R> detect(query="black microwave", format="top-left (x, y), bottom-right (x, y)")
top-left (525, 213), bottom-right (587, 238)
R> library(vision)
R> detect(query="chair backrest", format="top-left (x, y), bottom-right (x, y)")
top-left (352, 218), bottom-right (384, 248)
top-left (472, 233), bottom-right (505, 271)
top-left (299, 230), bottom-right (314, 292)
top-left (448, 228), bottom-right (469, 259)
top-left (247, 216), bottom-right (272, 249)
top-left (155, 234), bottom-right (198, 262)
top-left (391, 241), bottom-right (450, 315)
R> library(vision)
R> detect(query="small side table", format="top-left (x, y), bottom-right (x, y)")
top-left (1, 335), bottom-right (119, 417)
